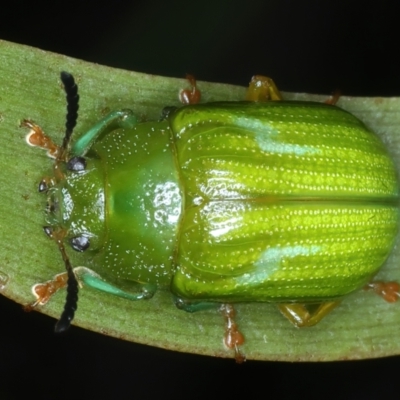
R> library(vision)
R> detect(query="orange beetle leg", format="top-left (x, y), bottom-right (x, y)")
top-left (220, 304), bottom-right (246, 363)
top-left (245, 75), bottom-right (283, 102)
top-left (179, 74), bottom-right (201, 105)
top-left (21, 119), bottom-right (60, 158)
top-left (365, 281), bottom-right (400, 303)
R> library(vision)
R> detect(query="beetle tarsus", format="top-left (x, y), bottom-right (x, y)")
top-left (325, 89), bottom-right (341, 105)
top-left (365, 281), bottom-right (400, 303)
top-left (22, 119), bottom-right (60, 158)
top-left (245, 75), bottom-right (283, 101)
top-left (220, 304), bottom-right (246, 362)
top-left (179, 74), bottom-right (201, 104)
top-left (28, 272), bottom-right (69, 309)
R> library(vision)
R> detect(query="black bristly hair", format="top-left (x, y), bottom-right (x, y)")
top-left (60, 71), bottom-right (79, 153)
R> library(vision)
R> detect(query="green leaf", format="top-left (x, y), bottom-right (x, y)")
top-left (1, 39), bottom-right (400, 361)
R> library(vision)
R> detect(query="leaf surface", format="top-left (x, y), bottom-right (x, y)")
top-left (1, 39), bottom-right (400, 361)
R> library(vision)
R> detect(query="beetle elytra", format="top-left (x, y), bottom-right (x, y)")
top-left (23, 73), bottom-right (400, 361)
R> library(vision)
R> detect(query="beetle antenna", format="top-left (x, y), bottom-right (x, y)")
top-left (54, 239), bottom-right (79, 332)
top-left (60, 71), bottom-right (79, 155)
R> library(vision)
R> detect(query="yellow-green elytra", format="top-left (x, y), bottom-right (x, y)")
top-left (25, 73), bottom-right (399, 353)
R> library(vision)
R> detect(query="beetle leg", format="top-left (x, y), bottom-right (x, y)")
top-left (26, 266), bottom-right (97, 312)
top-left (277, 302), bottom-right (340, 328)
top-left (173, 296), bottom-right (219, 312)
top-left (70, 109), bottom-right (138, 157)
top-left (324, 90), bottom-right (341, 106)
top-left (79, 271), bottom-right (157, 301)
top-left (173, 298), bottom-right (245, 361)
top-left (364, 281), bottom-right (400, 303)
top-left (25, 272), bottom-right (69, 311)
top-left (21, 119), bottom-right (60, 158)
top-left (245, 75), bottom-right (283, 102)
top-left (220, 304), bottom-right (246, 363)
top-left (179, 74), bottom-right (201, 105)
top-left (27, 266), bottom-right (157, 314)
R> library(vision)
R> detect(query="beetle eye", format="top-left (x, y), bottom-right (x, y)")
top-left (67, 156), bottom-right (87, 172)
top-left (70, 236), bottom-right (90, 252)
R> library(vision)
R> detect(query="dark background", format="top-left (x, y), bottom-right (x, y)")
top-left (1, 1), bottom-right (400, 398)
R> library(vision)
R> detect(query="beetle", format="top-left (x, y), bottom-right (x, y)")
top-left (23, 72), bottom-right (400, 361)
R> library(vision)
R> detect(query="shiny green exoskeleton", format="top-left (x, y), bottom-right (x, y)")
top-left (25, 73), bottom-right (399, 358)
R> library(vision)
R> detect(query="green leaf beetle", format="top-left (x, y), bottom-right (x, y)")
top-left (23, 73), bottom-right (400, 361)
